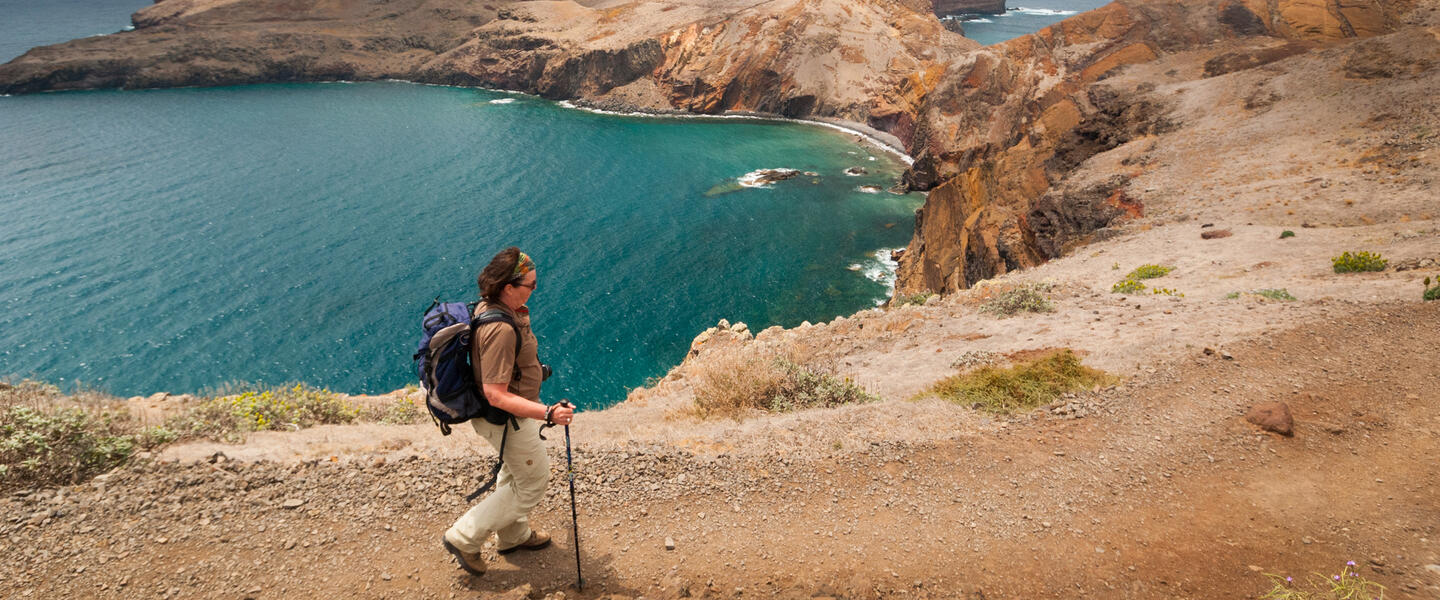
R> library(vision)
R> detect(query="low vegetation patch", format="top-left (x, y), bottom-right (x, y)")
top-left (166, 383), bottom-right (359, 443)
top-left (1150, 286), bottom-right (1185, 297)
top-left (1332, 251), bottom-right (1387, 273)
top-left (978, 282), bottom-right (1054, 317)
top-left (363, 393), bottom-right (424, 425)
top-left (1280, 230), bottom-right (1296, 239)
top-left (1126, 264), bottom-right (1174, 280)
top-left (0, 380), bottom-right (170, 491)
top-left (691, 350), bottom-right (876, 419)
top-left (891, 291), bottom-right (934, 307)
top-left (1111, 278), bottom-right (1147, 294)
top-left (1425, 276), bottom-right (1440, 302)
top-left (2, 379), bottom-right (422, 489)
top-left (1111, 264), bottom-right (1173, 294)
top-left (923, 350), bottom-right (1114, 414)
top-left (1226, 288), bottom-right (1296, 301)
top-left (949, 350), bottom-right (999, 370)
top-left (1260, 560), bottom-right (1385, 600)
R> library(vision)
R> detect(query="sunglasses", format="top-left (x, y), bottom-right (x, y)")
top-left (509, 277), bottom-right (537, 290)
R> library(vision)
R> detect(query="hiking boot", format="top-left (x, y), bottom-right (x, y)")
top-left (497, 529), bottom-right (551, 555)
top-left (441, 535), bottom-right (486, 576)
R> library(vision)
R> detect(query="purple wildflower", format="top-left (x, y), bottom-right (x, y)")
top-left (1347, 560), bottom-right (1356, 566)
top-left (1334, 575), bottom-right (1341, 581)
top-left (1286, 577), bottom-right (1293, 583)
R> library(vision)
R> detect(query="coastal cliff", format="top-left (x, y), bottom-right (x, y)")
top-left (892, 0), bottom-right (1419, 293)
top-left (0, 0), bottom-right (1427, 297)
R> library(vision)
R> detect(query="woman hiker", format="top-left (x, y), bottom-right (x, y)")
top-left (442, 247), bottom-right (575, 576)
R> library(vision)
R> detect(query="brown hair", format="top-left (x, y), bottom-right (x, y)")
top-left (477, 247), bottom-right (524, 303)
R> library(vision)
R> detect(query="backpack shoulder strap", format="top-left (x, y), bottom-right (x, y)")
top-left (473, 309), bottom-right (522, 358)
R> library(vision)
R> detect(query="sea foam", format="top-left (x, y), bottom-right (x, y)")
top-left (1011, 7), bottom-right (1078, 15)
top-left (850, 247), bottom-right (903, 304)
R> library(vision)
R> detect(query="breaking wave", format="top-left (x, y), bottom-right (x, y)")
top-left (1010, 7), bottom-right (1079, 15)
top-left (849, 248), bottom-right (903, 303)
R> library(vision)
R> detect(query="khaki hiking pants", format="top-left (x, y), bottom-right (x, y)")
top-left (446, 417), bottom-right (550, 552)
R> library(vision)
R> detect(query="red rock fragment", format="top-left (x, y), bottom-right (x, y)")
top-left (1246, 402), bottom-right (1294, 436)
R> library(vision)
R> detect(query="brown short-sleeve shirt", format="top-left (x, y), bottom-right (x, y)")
top-left (472, 301), bottom-right (542, 402)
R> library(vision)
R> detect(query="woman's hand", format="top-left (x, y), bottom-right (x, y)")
top-left (547, 403), bottom-right (574, 426)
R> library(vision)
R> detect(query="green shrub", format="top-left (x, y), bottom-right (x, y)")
top-left (1112, 278), bottom-right (1146, 294)
top-left (1425, 276), bottom-right (1439, 302)
top-left (766, 360), bottom-right (878, 413)
top-left (1279, 230), bottom-right (1296, 239)
top-left (0, 405), bottom-right (152, 491)
top-left (1229, 288), bottom-right (1296, 301)
top-left (892, 291), bottom-right (934, 307)
top-left (1255, 288), bottom-right (1296, 301)
top-left (1126, 264), bottom-right (1174, 280)
top-left (1260, 561), bottom-right (1384, 600)
top-left (978, 283), bottom-right (1054, 317)
top-left (924, 350), bottom-right (1114, 414)
top-left (167, 383), bottom-right (359, 442)
top-left (1331, 251), bottom-right (1387, 273)
top-left (0, 380), bottom-right (181, 491)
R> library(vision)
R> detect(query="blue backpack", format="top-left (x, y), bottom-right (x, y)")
top-left (413, 299), bottom-right (520, 436)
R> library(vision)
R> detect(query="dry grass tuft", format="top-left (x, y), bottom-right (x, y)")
top-left (689, 346), bottom-right (876, 419)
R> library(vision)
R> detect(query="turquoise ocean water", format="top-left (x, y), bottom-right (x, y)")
top-left (0, 82), bottom-right (921, 408)
top-left (950, 0), bottom-right (1111, 46)
top-left (1, 0), bottom-right (1096, 409)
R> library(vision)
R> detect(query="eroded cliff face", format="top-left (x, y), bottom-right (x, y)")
top-left (892, 0), bottom-right (1417, 295)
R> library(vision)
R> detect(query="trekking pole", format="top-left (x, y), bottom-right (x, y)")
top-left (561, 400), bottom-right (583, 591)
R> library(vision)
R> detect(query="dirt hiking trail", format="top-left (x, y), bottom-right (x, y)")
top-left (4, 302), bottom-right (1437, 599)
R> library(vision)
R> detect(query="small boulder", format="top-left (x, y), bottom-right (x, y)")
top-left (1201, 229), bottom-right (1233, 240)
top-left (281, 498), bottom-right (305, 509)
top-left (1246, 402), bottom-right (1294, 436)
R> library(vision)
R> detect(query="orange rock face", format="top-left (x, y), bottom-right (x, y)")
top-left (892, 0), bottom-right (1412, 295)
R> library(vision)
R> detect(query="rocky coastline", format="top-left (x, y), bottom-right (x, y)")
top-left (2, 0), bottom-right (1422, 303)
